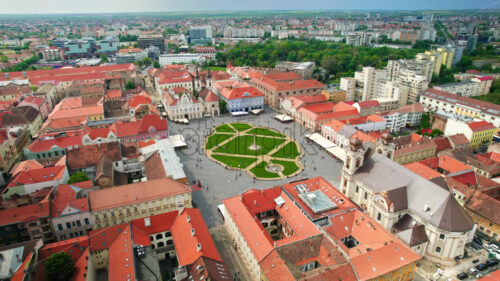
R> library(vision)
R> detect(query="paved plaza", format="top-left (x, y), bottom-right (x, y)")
top-left (167, 107), bottom-right (344, 227)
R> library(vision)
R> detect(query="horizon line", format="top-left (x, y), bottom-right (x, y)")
top-left (0, 8), bottom-right (499, 16)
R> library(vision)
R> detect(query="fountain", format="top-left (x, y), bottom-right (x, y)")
top-left (248, 133), bottom-right (260, 151)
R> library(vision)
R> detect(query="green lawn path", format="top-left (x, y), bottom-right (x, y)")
top-left (270, 159), bottom-right (300, 176)
top-left (215, 124), bottom-right (235, 133)
top-left (231, 123), bottom-right (252, 131)
top-left (214, 135), bottom-right (286, 156)
top-left (211, 154), bottom-right (257, 169)
top-left (250, 161), bottom-right (280, 178)
top-left (271, 141), bottom-right (300, 159)
top-left (205, 134), bottom-right (234, 150)
top-left (246, 128), bottom-right (285, 138)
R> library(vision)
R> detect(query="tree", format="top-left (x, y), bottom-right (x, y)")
top-left (142, 57), bottom-right (152, 66)
top-left (126, 80), bottom-right (135, 90)
top-left (67, 172), bottom-right (89, 184)
top-left (100, 54), bottom-right (109, 63)
top-left (219, 99), bottom-right (228, 114)
top-left (153, 61), bottom-right (161, 68)
top-left (45, 252), bottom-right (75, 281)
top-left (0, 55), bottom-right (7, 63)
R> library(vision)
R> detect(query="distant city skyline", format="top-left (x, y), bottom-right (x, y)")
top-left (1, 0), bottom-right (500, 14)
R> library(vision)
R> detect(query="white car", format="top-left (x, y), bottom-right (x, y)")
top-left (469, 267), bottom-right (478, 275)
top-left (491, 244), bottom-right (499, 251)
top-left (483, 244), bottom-right (492, 251)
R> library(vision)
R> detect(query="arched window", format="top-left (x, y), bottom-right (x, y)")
top-left (377, 213), bottom-right (381, 221)
top-left (435, 247), bottom-right (441, 253)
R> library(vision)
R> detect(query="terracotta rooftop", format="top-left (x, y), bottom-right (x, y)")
top-left (26, 134), bottom-right (82, 153)
top-left (89, 177), bottom-right (191, 211)
top-left (324, 210), bottom-right (421, 281)
top-left (66, 141), bottom-right (121, 170)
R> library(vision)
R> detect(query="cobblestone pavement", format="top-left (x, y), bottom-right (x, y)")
top-left (210, 225), bottom-right (252, 281)
top-left (167, 107), bottom-right (344, 227)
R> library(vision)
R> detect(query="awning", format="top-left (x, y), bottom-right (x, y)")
top-left (274, 114), bottom-right (292, 122)
top-left (168, 134), bottom-right (187, 148)
top-left (231, 111), bottom-right (249, 116)
top-left (250, 109), bottom-right (264, 115)
top-left (306, 132), bottom-right (346, 161)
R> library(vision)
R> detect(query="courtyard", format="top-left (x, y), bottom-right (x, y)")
top-left (166, 107), bottom-right (345, 227)
top-left (204, 122), bottom-right (303, 179)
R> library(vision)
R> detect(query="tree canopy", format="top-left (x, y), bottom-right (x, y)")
top-left (217, 39), bottom-right (423, 82)
top-left (67, 172), bottom-right (89, 184)
top-left (45, 252), bottom-right (75, 281)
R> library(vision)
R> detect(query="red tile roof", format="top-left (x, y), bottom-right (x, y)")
top-left (20, 96), bottom-right (45, 107)
top-left (115, 114), bottom-right (167, 138)
top-left (130, 211), bottom-right (179, 244)
top-left (128, 92), bottom-right (152, 108)
top-left (324, 210), bottom-right (421, 281)
top-left (172, 208), bottom-right (222, 266)
top-left (355, 100), bottom-right (380, 108)
top-left (404, 162), bottom-right (442, 180)
top-left (220, 86), bottom-right (263, 100)
top-left (10, 159), bottom-right (44, 176)
top-left (467, 120), bottom-right (495, 132)
top-left (204, 91), bottom-right (219, 102)
top-left (223, 188), bottom-right (321, 262)
top-left (432, 137), bottom-right (452, 153)
top-left (89, 177), bottom-right (191, 211)
top-left (26, 134), bottom-right (82, 152)
top-left (89, 223), bottom-right (128, 252)
top-left (0, 192), bottom-right (51, 226)
top-left (6, 165), bottom-right (66, 188)
top-left (105, 89), bottom-right (122, 99)
top-left (156, 70), bottom-right (193, 84)
top-left (1, 64), bottom-right (136, 84)
top-left (51, 184), bottom-right (89, 218)
top-left (83, 125), bottom-right (116, 141)
top-left (107, 225), bottom-right (136, 281)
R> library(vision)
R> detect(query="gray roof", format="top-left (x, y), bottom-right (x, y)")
top-left (354, 153), bottom-right (474, 232)
top-left (338, 125), bottom-right (356, 139)
top-left (396, 224), bottom-right (429, 247)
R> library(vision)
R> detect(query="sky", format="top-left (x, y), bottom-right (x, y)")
top-left (1, 0), bottom-right (499, 14)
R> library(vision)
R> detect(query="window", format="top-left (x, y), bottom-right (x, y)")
top-left (66, 222), bottom-right (71, 229)
top-left (157, 242), bottom-right (164, 248)
top-left (435, 247), bottom-right (441, 253)
top-left (166, 239), bottom-right (173, 245)
top-left (58, 224), bottom-right (63, 231)
top-left (69, 233), bottom-right (74, 238)
top-left (84, 218), bottom-right (90, 225)
top-left (377, 213), bottom-right (381, 221)
top-left (76, 220), bottom-right (81, 227)
top-left (156, 234), bottom-right (163, 240)
top-left (364, 192), bottom-right (368, 200)
top-left (355, 186), bottom-right (359, 193)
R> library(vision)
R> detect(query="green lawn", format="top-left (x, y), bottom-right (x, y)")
top-left (215, 124), bottom-right (235, 133)
top-left (211, 154), bottom-right (257, 168)
top-left (271, 141), bottom-right (300, 159)
top-left (214, 135), bottom-right (286, 156)
top-left (271, 160), bottom-right (300, 176)
top-left (250, 161), bottom-right (281, 179)
top-left (246, 128), bottom-right (285, 138)
top-left (205, 134), bottom-right (234, 150)
top-left (231, 123), bottom-right (252, 131)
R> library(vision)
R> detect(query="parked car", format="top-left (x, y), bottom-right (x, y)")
top-left (469, 267), bottom-right (479, 275)
top-left (483, 244), bottom-right (492, 251)
top-left (475, 273), bottom-right (483, 279)
top-left (491, 244), bottom-right (499, 251)
top-left (456, 272), bottom-right (468, 280)
top-left (476, 263), bottom-right (488, 271)
top-left (487, 259), bottom-right (499, 267)
top-left (473, 259), bottom-right (480, 264)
